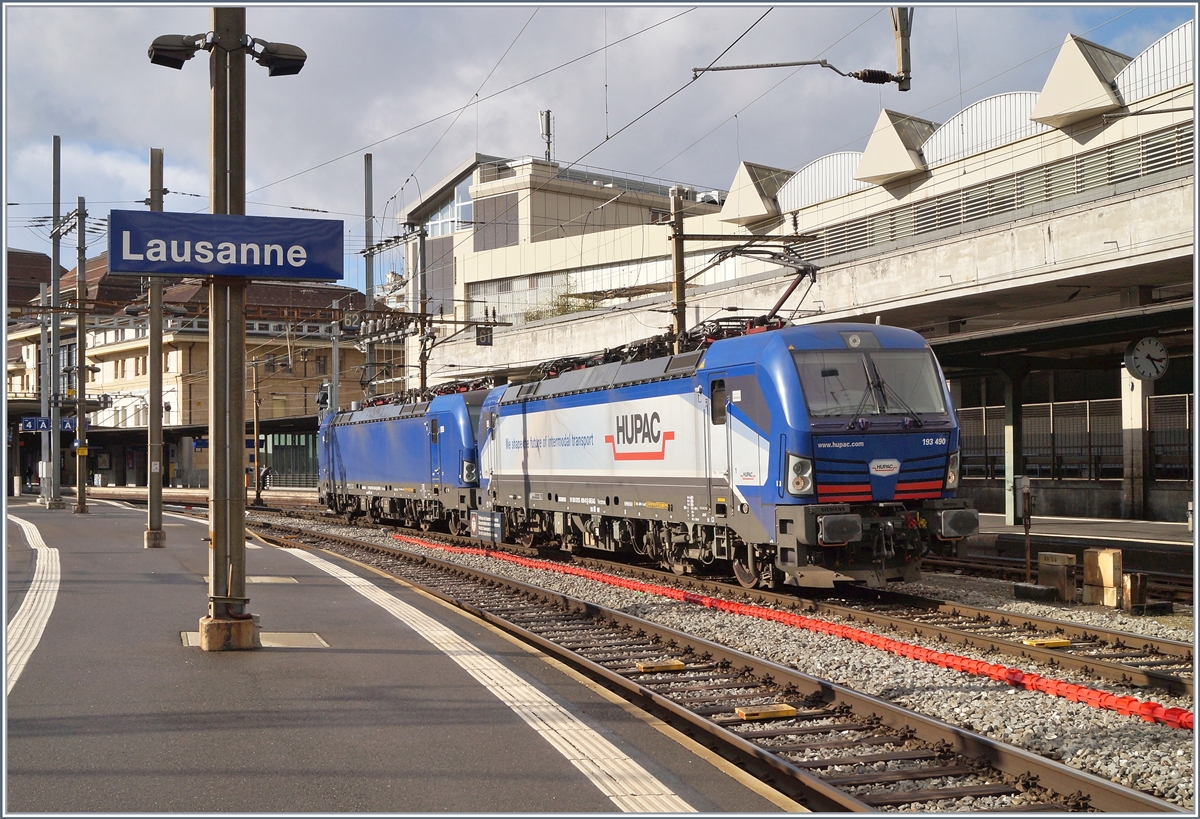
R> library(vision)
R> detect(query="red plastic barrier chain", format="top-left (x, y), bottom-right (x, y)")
top-left (392, 534), bottom-right (1193, 731)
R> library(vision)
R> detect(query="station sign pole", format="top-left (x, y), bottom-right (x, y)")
top-left (131, 6), bottom-right (337, 650)
top-left (145, 148), bottom-right (166, 548)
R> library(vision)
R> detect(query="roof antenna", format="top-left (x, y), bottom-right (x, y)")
top-left (539, 110), bottom-right (552, 161)
top-left (875, 315), bottom-right (882, 325)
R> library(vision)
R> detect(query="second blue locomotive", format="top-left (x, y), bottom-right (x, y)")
top-left (318, 322), bottom-right (979, 588)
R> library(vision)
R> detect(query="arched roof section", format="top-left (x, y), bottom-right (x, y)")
top-left (1115, 19), bottom-right (1194, 105)
top-left (776, 152), bottom-right (870, 212)
top-left (921, 92), bottom-right (1052, 167)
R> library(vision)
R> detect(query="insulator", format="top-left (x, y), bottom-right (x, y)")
top-left (856, 69), bottom-right (892, 85)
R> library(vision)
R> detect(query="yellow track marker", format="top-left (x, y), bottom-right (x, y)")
top-left (1023, 637), bottom-right (1072, 648)
top-left (736, 704), bottom-right (798, 720)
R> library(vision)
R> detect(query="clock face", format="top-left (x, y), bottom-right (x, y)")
top-left (1124, 337), bottom-right (1168, 381)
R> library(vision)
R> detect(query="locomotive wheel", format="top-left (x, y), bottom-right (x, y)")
top-left (732, 554), bottom-right (760, 588)
top-left (447, 514), bottom-right (464, 536)
top-left (419, 517), bottom-right (432, 532)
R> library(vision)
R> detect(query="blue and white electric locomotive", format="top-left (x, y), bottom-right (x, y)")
top-left (318, 322), bottom-right (978, 589)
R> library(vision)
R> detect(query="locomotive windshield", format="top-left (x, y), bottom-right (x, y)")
top-left (792, 349), bottom-right (946, 418)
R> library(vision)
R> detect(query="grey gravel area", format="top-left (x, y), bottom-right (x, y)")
top-left (263, 517), bottom-right (1195, 809)
top-left (894, 572), bottom-right (1195, 644)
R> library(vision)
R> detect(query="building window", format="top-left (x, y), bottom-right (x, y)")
top-left (424, 176), bottom-right (474, 237)
top-left (314, 355), bottom-right (327, 375)
top-left (455, 177), bottom-right (473, 228)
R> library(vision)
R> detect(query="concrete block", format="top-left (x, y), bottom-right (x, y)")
top-left (1082, 584), bottom-right (1120, 607)
top-left (1122, 573), bottom-right (1148, 612)
top-left (1083, 548), bottom-right (1122, 587)
top-left (144, 529), bottom-right (167, 549)
top-left (1037, 564), bottom-right (1075, 603)
top-left (1014, 583), bottom-right (1060, 602)
top-left (198, 616), bottom-right (259, 651)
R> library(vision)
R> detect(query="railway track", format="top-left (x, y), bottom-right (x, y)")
top-left (251, 522), bottom-right (1182, 813)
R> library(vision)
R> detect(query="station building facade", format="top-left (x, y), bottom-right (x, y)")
top-left (386, 21), bottom-right (1193, 521)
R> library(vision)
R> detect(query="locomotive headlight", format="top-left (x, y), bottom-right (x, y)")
top-left (945, 451), bottom-right (960, 489)
top-left (461, 460), bottom-right (478, 484)
top-left (786, 454), bottom-right (814, 496)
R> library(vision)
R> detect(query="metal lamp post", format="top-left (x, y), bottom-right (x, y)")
top-left (73, 196), bottom-right (89, 515)
top-left (148, 6), bottom-right (307, 651)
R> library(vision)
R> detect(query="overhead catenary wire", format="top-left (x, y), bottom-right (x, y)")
top-left (247, 8), bottom-right (694, 202)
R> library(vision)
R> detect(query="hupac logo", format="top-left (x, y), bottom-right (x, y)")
top-left (869, 458), bottom-right (901, 476)
top-left (605, 412), bottom-right (675, 461)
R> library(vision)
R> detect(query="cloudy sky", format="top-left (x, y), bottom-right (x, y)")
top-left (4, 3), bottom-right (1193, 292)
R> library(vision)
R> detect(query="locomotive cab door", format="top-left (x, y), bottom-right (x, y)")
top-left (429, 415), bottom-right (442, 487)
top-left (705, 376), bottom-right (730, 518)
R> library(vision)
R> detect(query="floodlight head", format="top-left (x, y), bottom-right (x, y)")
top-left (250, 39), bottom-right (307, 76)
top-left (148, 34), bottom-right (205, 69)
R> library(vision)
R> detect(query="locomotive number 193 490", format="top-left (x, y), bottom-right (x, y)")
top-left (923, 437), bottom-right (948, 446)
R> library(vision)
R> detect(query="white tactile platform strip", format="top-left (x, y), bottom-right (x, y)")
top-left (6, 516), bottom-right (61, 695)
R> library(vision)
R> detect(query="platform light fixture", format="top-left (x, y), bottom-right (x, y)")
top-left (245, 37), bottom-right (307, 76)
top-left (147, 33), bottom-right (210, 69)
top-left (147, 32), bottom-right (306, 76)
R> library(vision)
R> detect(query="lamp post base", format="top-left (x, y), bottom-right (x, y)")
top-left (144, 529), bottom-right (167, 549)
top-left (44, 499), bottom-right (65, 509)
top-left (198, 615), bottom-right (259, 651)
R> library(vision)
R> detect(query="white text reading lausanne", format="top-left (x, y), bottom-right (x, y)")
top-left (122, 232), bottom-right (308, 267)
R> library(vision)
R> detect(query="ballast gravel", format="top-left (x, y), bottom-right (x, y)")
top-left (267, 518), bottom-right (1195, 810)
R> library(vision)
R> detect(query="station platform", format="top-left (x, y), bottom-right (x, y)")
top-left (973, 513), bottom-right (1195, 576)
top-left (5, 497), bottom-right (799, 813)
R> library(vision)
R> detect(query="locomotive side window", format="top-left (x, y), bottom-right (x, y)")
top-left (711, 380), bottom-right (727, 425)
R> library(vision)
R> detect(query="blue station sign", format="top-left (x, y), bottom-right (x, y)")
top-left (20, 417), bottom-right (51, 432)
top-left (107, 210), bottom-right (343, 282)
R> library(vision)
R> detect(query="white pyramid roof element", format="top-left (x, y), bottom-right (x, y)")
top-left (1031, 34), bottom-right (1131, 128)
top-left (718, 162), bottom-right (790, 225)
top-left (853, 110), bottom-right (939, 185)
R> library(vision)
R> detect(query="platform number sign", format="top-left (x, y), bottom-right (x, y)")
top-left (476, 324), bottom-right (493, 347)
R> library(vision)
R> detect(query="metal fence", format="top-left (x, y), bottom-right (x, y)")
top-left (1148, 393), bottom-right (1193, 481)
top-left (959, 394), bottom-right (1193, 482)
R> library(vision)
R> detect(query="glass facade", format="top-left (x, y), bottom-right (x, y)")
top-left (425, 177), bottom-right (474, 237)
